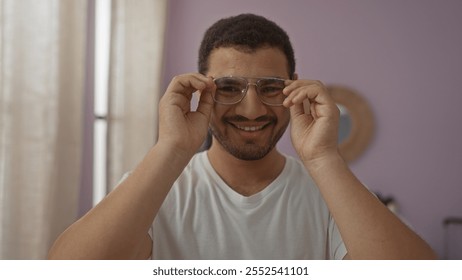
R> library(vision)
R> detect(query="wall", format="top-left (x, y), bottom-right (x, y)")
top-left (162, 0), bottom-right (462, 258)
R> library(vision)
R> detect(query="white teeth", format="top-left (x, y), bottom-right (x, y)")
top-left (235, 125), bottom-right (265, 132)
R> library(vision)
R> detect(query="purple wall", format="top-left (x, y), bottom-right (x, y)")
top-left (162, 0), bottom-right (462, 258)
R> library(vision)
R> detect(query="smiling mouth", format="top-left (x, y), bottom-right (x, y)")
top-left (233, 124), bottom-right (267, 132)
top-left (225, 116), bottom-right (275, 133)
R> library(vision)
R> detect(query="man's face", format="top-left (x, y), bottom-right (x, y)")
top-left (206, 47), bottom-right (291, 160)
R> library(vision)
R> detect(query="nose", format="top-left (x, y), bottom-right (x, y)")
top-left (234, 84), bottom-right (268, 120)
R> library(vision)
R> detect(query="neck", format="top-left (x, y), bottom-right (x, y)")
top-left (207, 140), bottom-right (286, 196)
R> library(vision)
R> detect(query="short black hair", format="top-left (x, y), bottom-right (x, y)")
top-left (198, 14), bottom-right (295, 77)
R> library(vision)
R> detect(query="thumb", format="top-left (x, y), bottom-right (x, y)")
top-left (195, 86), bottom-right (214, 119)
top-left (290, 99), bottom-right (311, 119)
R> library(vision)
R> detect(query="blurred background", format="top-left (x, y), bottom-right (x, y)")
top-left (0, 0), bottom-right (461, 259)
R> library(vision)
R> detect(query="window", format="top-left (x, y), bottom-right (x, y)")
top-left (93, 0), bottom-right (111, 206)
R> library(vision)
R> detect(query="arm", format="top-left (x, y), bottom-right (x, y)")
top-left (283, 80), bottom-right (436, 259)
top-left (48, 74), bottom-right (215, 259)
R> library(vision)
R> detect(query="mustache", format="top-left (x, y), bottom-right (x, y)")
top-left (223, 115), bottom-right (277, 123)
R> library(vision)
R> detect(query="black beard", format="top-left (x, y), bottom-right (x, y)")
top-left (209, 116), bottom-right (289, 161)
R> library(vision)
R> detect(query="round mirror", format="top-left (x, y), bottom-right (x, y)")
top-left (327, 85), bottom-right (375, 162)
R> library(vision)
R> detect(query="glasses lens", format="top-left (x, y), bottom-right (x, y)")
top-left (213, 77), bottom-right (247, 104)
top-left (257, 78), bottom-right (286, 105)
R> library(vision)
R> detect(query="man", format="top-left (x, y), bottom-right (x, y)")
top-left (48, 14), bottom-right (436, 259)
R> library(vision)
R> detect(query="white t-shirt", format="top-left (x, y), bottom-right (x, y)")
top-left (151, 151), bottom-right (347, 259)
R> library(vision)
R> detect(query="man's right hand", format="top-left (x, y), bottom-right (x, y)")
top-left (158, 73), bottom-right (215, 156)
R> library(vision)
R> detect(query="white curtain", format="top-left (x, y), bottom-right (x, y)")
top-left (106, 0), bottom-right (167, 190)
top-left (0, 0), bottom-right (87, 259)
top-left (0, 0), bottom-right (167, 259)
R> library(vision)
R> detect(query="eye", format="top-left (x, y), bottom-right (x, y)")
top-left (214, 77), bottom-right (246, 97)
top-left (260, 86), bottom-right (282, 92)
top-left (217, 85), bottom-right (242, 93)
top-left (259, 83), bottom-right (284, 96)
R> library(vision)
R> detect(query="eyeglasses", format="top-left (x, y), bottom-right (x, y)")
top-left (212, 76), bottom-right (287, 106)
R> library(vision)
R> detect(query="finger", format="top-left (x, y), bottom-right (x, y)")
top-left (303, 99), bottom-right (311, 115)
top-left (284, 79), bottom-right (322, 90)
top-left (285, 84), bottom-right (318, 103)
top-left (284, 84), bottom-right (334, 109)
top-left (289, 102), bottom-right (305, 119)
top-left (289, 103), bottom-right (315, 130)
top-left (195, 80), bottom-right (215, 118)
top-left (287, 97), bottom-right (313, 117)
top-left (167, 73), bottom-right (211, 95)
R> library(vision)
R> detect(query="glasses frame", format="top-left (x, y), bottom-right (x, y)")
top-left (212, 76), bottom-right (287, 106)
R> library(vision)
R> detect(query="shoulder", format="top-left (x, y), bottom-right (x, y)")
top-left (279, 154), bottom-right (327, 207)
top-left (282, 154), bottom-right (316, 185)
top-left (178, 151), bottom-right (210, 179)
top-left (169, 151), bottom-right (213, 195)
